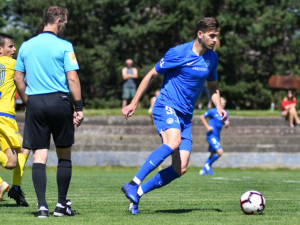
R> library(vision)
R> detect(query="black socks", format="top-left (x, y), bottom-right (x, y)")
top-left (57, 159), bottom-right (72, 206)
top-left (32, 163), bottom-right (48, 208)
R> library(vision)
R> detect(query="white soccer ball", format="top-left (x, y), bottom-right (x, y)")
top-left (240, 190), bottom-right (265, 215)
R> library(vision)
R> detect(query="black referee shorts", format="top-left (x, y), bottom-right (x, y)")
top-left (23, 92), bottom-right (75, 150)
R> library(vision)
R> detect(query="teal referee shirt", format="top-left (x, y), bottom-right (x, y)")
top-left (15, 32), bottom-right (79, 95)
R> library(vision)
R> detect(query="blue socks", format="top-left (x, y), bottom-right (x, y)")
top-left (135, 144), bottom-right (174, 183)
top-left (205, 152), bottom-right (219, 166)
top-left (141, 166), bottom-right (180, 195)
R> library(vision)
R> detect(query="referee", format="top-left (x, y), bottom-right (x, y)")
top-left (14, 6), bottom-right (84, 218)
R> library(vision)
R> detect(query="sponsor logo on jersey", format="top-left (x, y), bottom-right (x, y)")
top-left (68, 52), bottom-right (78, 65)
top-left (192, 67), bottom-right (207, 71)
top-left (0, 63), bottom-right (6, 86)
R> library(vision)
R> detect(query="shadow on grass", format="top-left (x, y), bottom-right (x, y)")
top-left (28, 210), bottom-right (81, 217)
top-left (0, 203), bottom-right (23, 208)
top-left (155, 208), bottom-right (223, 214)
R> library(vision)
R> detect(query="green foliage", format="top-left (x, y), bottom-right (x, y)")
top-left (219, 79), bottom-right (272, 109)
top-left (5, 0), bottom-right (300, 109)
top-left (0, 0), bottom-right (8, 29)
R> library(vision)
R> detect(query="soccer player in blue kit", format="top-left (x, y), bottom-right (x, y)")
top-left (199, 97), bottom-right (230, 176)
top-left (121, 17), bottom-right (227, 214)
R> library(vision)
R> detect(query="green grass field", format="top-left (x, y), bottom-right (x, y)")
top-left (1, 167), bottom-right (299, 225)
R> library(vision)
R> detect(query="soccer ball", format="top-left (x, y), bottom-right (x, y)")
top-left (240, 190), bottom-right (265, 215)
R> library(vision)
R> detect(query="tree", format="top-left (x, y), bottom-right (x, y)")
top-left (6, 0), bottom-right (300, 109)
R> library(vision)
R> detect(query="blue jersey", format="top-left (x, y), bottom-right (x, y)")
top-left (154, 41), bottom-right (218, 115)
top-left (204, 108), bottom-right (229, 138)
top-left (15, 32), bottom-right (79, 95)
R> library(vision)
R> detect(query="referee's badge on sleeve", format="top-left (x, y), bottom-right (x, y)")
top-left (68, 52), bottom-right (78, 65)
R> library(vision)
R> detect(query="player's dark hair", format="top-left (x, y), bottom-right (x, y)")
top-left (43, 6), bottom-right (68, 25)
top-left (195, 17), bottom-right (219, 34)
top-left (0, 33), bottom-right (13, 47)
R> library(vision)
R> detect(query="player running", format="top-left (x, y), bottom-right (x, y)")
top-left (121, 17), bottom-right (227, 214)
top-left (199, 97), bottom-right (230, 176)
top-left (0, 33), bottom-right (30, 206)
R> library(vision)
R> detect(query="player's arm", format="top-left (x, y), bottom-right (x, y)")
top-left (207, 80), bottom-right (227, 121)
top-left (122, 67), bottom-right (159, 119)
top-left (132, 67), bottom-right (138, 79)
top-left (67, 70), bottom-right (84, 127)
top-left (122, 67), bottom-right (130, 80)
top-left (224, 119), bottom-right (230, 128)
top-left (14, 71), bottom-right (28, 103)
top-left (122, 67), bottom-right (138, 80)
top-left (199, 114), bottom-right (213, 131)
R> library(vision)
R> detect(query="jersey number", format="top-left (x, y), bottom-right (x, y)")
top-left (165, 106), bottom-right (179, 123)
top-left (0, 91), bottom-right (2, 99)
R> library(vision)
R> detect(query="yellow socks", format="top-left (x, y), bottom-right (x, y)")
top-left (12, 153), bottom-right (29, 186)
top-left (0, 151), bottom-right (8, 168)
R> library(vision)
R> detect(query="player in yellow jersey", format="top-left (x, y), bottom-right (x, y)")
top-left (0, 33), bottom-right (30, 206)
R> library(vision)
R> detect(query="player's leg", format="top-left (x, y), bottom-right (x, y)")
top-left (0, 118), bottom-right (20, 169)
top-left (122, 87), bottom-right (129, 108)
top-left (122, 128), bottom-right (180, 203)
top-left (209, 148), bottom-right (223, 165)
top-left (1, 148), bottom-right (18, 169)
top-left (51, 92), bottom-right (75, 217)
top-left (32, 149), bottom-right (48, 212)
top-left (53, 147), bottom-right (75, 217)
top-left (288, 108), bottom-right (295, 127)
top-left (130, 87), bottom-right (137, 100)
top-left (126, 123), bottom-right (191, 214)
top-left (289, 106), bottom-right (300, 126)
top-left (0, 176), bottom-right (10, 201)
top-left (24, 94), bottom-right (51, 217)
top-left (129, 149), bottom-right (190, 214)
top-left (201, 136), bottom-right (222, 175)
top-left (9, 147), bottom-right (30, 207)
top-left (204, 149), bottom-right (223, 175)
top-left (122, 105), bottom-right (181, 204)
top-left (133, 107), bottom-right (181, 185)
top-left (138, 149), bottom-right (189, 196)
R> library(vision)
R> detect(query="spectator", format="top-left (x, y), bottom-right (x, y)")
top-left (122, 59), bottom-right (138, 107)
top-left (281, 90), bottom-right (300, 127)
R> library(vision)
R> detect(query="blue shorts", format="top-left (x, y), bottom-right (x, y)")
top-left (207, 133), bottom-right (222, 152)
top-left (152, 103), bottom-right (193, 152)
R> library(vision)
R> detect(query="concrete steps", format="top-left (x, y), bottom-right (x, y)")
top-left (16, 114), bottom-right (300, 153)
top-left (14, 114), bottom-right (300, 168)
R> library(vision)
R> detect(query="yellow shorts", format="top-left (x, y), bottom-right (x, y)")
top-left (0, 116), bottom-right (22, 151)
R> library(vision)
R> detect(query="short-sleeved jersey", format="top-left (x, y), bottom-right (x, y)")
top-left (204, 108), bottom-right (229, 138)
top-left (0, 57), bottom-right (17, 117)
top-left (154, 41), bottom-right (218, 115)
top-left (15, 32), bottom-right (79, 95)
